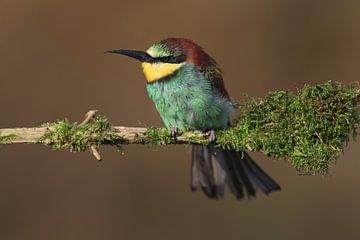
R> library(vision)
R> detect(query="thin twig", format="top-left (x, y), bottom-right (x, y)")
top-left (90, 146), bottom-right (102, 161)
top-left (78, 110), bottom-right (98, 126)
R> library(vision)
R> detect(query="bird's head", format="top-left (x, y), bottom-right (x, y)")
top-left (107, 38), bottom-right (218, 83)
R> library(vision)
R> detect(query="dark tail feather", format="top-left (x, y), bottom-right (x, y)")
top-left (191, 145), bottom-right (281, 200)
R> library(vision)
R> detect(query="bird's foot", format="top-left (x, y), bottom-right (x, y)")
top-left (169, 126), bottom-right (178, 141)
top-left (205, 129), bottom-right (216, 143)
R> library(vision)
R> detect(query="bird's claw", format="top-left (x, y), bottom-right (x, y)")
top-left (206, 130), bottom-right (216, 142)
top-left (169, 126), bottom-right (178, 140)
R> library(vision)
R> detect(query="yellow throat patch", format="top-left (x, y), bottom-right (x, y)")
top-left (141, 62), bottom-right (184, 83)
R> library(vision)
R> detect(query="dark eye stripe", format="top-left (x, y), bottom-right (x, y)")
top-left (154, 54), bottom-right (186, 64)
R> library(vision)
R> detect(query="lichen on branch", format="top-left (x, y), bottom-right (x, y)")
top-left (0, 134), bottom-right (16, 144)
top-left (217, 81), bottom-right (360, 174)
top-left (38, 115), bottom-right (120, 152)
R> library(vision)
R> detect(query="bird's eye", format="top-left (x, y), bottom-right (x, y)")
top-left (161, 56), bottom-right (172, 62)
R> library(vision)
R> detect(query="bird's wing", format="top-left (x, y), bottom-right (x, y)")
top-left (200, 65), bottom-right (230, 99)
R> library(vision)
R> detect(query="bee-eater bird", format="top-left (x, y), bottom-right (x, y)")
top-left (108, 38), bottom-right (280, 200)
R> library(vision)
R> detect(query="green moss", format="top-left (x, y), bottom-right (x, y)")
top-left (217, 81), bottom-right (360, 174)
top-left (38, 115), bottom-right (119, 152)
top-left (0, 134), bottom-right (16, 144)
top-left (137, 127), bottom-right (175, 145)
top-left (137, 128), bottom-right (208, 145)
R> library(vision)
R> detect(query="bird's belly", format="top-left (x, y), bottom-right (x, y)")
top-left (146, 81), bottom-right (233, 130)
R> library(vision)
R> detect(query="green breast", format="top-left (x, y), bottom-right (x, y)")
top-left (146, 64), bottom-right (234, 130)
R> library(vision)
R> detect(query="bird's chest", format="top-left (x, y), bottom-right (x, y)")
top-left (145, 73), bottom-right (230, 130)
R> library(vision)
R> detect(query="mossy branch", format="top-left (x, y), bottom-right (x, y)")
top-left (0, 81), bottom-right (359, 174)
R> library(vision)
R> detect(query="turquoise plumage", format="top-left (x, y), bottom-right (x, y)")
top-left (146, 64), bottom-right (233, 130)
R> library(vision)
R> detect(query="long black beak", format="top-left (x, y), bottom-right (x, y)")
top-left (105, 49), bottom-right (154, 62)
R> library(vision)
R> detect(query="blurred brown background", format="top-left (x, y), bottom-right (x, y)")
top-left (1, 0), bottom-right (360, 239)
